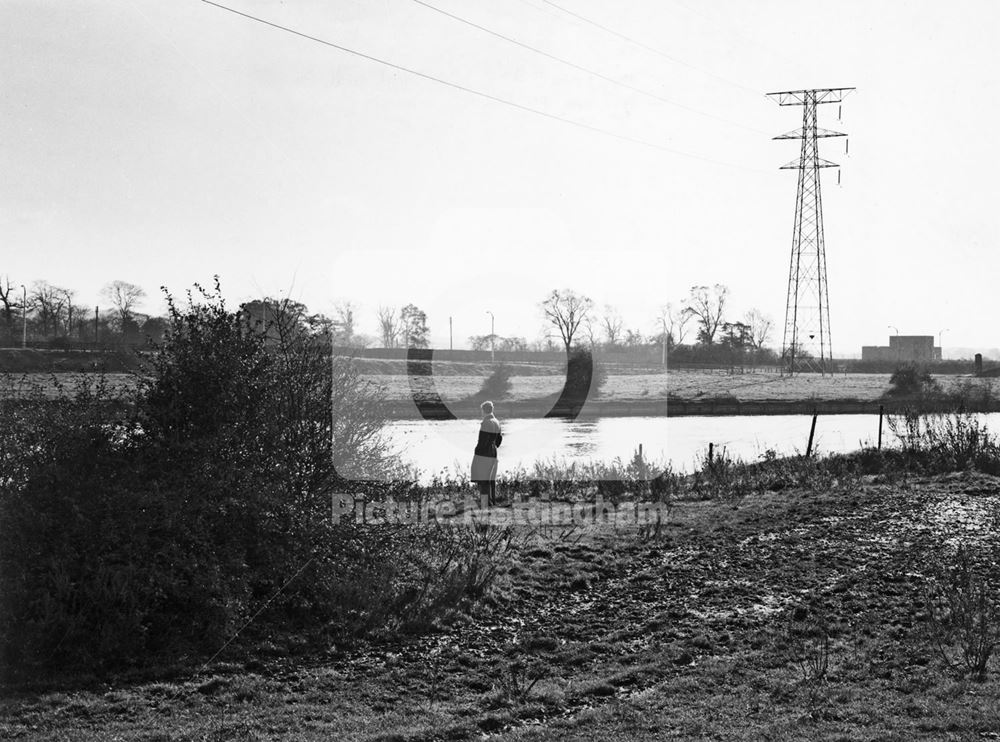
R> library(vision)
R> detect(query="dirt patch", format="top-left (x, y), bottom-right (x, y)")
top-left (3, 472), bottom-right (1000, 740)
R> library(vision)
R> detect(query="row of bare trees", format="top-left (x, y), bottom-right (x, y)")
top-left (374, 304), bottom-right (430, 348)
top-left (660, 285), bottom-right (773, 351)
top-left (538, 285), bottom-right (774, 357)
top-left (0, 275), bottom-right (151, 345)
top-left (0, 273), bottom-right (438, 351)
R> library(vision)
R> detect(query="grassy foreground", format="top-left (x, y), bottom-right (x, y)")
top-left (3, 467), bottom-right (1000, 740)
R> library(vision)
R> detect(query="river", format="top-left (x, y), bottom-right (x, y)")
top-left (385, 413), bottom-right (1000, 483)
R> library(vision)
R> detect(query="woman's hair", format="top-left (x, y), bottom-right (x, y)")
top-left (480, 400), bottom-right (494, 414)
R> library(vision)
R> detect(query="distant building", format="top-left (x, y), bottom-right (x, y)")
top-left (861, 335), bottom-right (941, 363)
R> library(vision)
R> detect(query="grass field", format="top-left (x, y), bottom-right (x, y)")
top-left (4, 366), bottom-right (994, 409)
top-left (3, 469), bottom-right (999, 740)
top-left (366, 365), bottom-right (994, 405)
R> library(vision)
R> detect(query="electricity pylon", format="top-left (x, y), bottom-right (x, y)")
top-left (768, 87), bottom-right (853, 373)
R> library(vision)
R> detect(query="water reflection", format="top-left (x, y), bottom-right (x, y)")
top-left (384, 413), bottom-right (1000, 484)
top-left (563, 419), bottom-right (599, 455)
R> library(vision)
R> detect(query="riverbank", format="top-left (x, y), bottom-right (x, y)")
top-left (387, 396), bottom-right (1000, 419)
top-left (5, 371), bottom-right (997, 418)
top-left (4, 352), bottom-right (997, 418)
top-left (3, 466), bottom-right (999, 740)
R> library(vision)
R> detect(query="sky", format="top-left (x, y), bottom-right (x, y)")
top-left (2, 0), bottom-right (999, 356)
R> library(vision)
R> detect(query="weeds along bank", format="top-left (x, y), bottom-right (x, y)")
top-left (3, 278), bottom-right (1000, 692)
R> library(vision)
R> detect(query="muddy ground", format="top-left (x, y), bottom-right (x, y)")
top-left (2, 471), bottom-right (1000, 740)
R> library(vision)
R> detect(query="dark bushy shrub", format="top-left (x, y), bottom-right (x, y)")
top-left (886, 365), bottom-right (941, 398)
top-left (0, 281), bottom-right (507, 682)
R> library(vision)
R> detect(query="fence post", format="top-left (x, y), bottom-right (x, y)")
top-left (877, 404), bottom-right (884, 450)
top-left (805, 413), bottom-right (818, 457)
top-left (708, 441), bottom-right (714, 469)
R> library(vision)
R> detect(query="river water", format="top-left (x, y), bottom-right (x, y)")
top-left (385, 413), bottom-right (1000, 482)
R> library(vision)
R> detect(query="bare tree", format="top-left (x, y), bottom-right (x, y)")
top-left (332, 301), bottom-right (357, 346)
top-left (30, 281), bottom-right (72, 337)
top-left (376, 305), bottom-right (400, 348)
top-left (659, 302), bottom-right (692, 348)
top-left (540, 289), bottom-right (593, 352)
top-left (601, 305), bottom-right (624, 348)
top-left (63, 287), bottom-right (76, 338)
top-left (0, 276), bottom-right (18, 342)
top-left (468, 334), bottom-right (491, 352)
top-left (102, 280), bottom-right (146, 330)
top-left (624, 328), bottom-right (645, 349)
top-left (498, 336), bottom-right (527, 352)
top-left (683, 284), bottom-right (729, 345)
top-left (744, 308), bottom-right (774, 350)
top-left (581, 316), bottom-right (600, 349)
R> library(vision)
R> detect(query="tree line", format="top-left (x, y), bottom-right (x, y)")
top-left (1, 273), bottom-right (777, 363)
top-left (0, 276), bottom-right (158, 346)
top-left (539, 284), bottom-right (777, 365)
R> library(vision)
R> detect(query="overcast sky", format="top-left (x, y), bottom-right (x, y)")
top-left (3, 1), bottom-right (998, 355)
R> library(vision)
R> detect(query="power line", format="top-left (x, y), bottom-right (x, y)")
top-left (409, 0), bottom-right (768, 136)
top-left (201, 1), bottom-right (764, 172)
top-left (535, 0), bottom-right (760, 96)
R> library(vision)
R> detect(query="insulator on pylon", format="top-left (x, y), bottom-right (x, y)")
top-left (845, 139), bottom-right (849, 155)
top-left (838, 104), bottom-right (842, 121)
top-left (837, 169), bottom-right (841, 186)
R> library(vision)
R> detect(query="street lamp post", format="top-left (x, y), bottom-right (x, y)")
top-left (486, 310), bottom-right (495, 363)
top-left (20, 285), bottom-right (26, 349)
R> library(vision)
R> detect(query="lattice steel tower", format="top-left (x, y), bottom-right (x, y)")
top-left (768, 87), bottom-right (853, 373)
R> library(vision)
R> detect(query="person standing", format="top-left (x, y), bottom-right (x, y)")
top-left (471, 400), bottom-right (503, 505)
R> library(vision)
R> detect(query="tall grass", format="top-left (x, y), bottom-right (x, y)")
top-left (888, 409), bottom-right (1000, 474)
top-left (924, 545), bottom-right (1000, 681)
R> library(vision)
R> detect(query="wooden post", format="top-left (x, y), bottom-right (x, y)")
top-left (805, 414), bottom-right (818, 457)
top-left (877, 404), bottom-right (884, 450)
top-left (708, 442), bottom-right (714, 469)
top-left (638, 443), bottom-right (646, 480)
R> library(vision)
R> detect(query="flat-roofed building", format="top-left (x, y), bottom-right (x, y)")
top-left (862, 335), bottom-right (941, 362)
